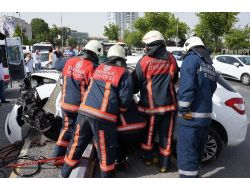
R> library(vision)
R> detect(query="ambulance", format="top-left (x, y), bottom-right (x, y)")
top-left (0, 34), bottom-right (25, 87)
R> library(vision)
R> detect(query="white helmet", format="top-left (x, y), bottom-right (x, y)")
top-left (84, 40), bottom-right (103, 56)
top-left (142, 30), bottom-right (165, 45)
top-left (107, 44), bottom-right (126, 60)
top-left (183, 36), bottom-right (204, 52)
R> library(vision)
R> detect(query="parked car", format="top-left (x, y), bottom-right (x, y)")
top-left (166, 46), bottom-right (184, 68)
top-left (213, 55), bottom-right (250, 85)
top-left (4, 68), bottom-right (248, 163)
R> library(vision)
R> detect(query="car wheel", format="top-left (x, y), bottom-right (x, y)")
top-left (241, 73), bottom-right (250, 85)
top-left (202, 127), bottom-right (223, 164)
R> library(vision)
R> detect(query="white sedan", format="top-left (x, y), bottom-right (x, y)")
top-left (213, 55), bottom-right (250, 85)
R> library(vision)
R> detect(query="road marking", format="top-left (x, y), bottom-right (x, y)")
top-left (201, 167), bottom-right (225, 178)
top-left (9, 137), bottom-right (31, 178)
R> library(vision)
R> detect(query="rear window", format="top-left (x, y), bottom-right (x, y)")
top-left (217, 73), bottom-right (236, 92)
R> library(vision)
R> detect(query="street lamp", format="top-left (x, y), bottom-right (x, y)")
top-left (16, 12), bottom-right (23, 44)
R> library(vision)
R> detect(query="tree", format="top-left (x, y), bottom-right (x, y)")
top-left (48, 24), bottom-right (61, 46)
top-left (134, 12), bottom-right (189, 44)
top-left (225, 26), bottom-right (250, 53)
top-left (68, 38), bottom-right (78, 47)
top-left (103, 24), bottom-right (120, 41)
top-left (123, 30), bottom-right (143, 48)
top-left (195, 12), bottom-right (239, 52)
top-left (31, 18), bottom-right (50, 42)
top-left (13, 25), bottom-right (29, 45)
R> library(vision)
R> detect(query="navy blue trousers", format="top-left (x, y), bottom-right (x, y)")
top-left (53, 111), bottom-right (78, 157)
top-left (177, 125), bottom-right (209, 178)
top-left (141, 112), bottom-right (175, 168)
top-left (61, 114), bottom-right (117, 178)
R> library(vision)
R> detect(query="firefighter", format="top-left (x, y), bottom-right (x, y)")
top-left (132, 30), bottom-right (178, 173)
top-left (61, 44), bottom-right (134, 178)
top-left (177, 36), bottom-right (217, 177)
top-left (53, 40), bottom-right (103, 158)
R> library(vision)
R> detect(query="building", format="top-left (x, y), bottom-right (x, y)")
top-left (0, 16), bottom-right (32, 40)
top-left (70, 30), bottom-right (89, 45)
top-left (107, 12), bottom-right (139, 38)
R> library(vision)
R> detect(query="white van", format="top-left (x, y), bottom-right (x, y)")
top-left (32, 42), bottom-right (52, 53)
top-left (0, 37), bottom-right (25, 86)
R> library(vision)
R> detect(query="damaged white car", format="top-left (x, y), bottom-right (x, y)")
top-left (5, 69), bottom-right (248, 163)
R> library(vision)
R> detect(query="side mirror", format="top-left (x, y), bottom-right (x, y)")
top-left (233, 62), bottom-right (240, 67)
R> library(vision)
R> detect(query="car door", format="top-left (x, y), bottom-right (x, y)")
top-left (213, 56), bottom-right (228, 73)
top-left (225, 56), bottom-right (242, 80)
top-left (6, 37), bottom-right (25, 80)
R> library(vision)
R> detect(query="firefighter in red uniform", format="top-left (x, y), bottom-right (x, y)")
top-left (132, 30), bottom-right (178, 173)
top-left (61, 45), bottom-right (134, 178)
top-left (53, 40), bottom-right (103, 158)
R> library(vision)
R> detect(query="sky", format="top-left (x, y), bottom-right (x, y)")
top-left (1, 12), bottom-right (250, 37)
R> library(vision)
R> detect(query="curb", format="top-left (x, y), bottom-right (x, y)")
top-left (9, 137), bottom-right (31, 178)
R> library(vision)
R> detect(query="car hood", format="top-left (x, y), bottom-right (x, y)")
top-left (31, 70), bottom-right (60, 81)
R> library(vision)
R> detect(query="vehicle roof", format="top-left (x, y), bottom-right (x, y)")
top-left (166, 46), bottom-right (183, 51)
top-left (103, 42), bottom-right (127, 45)
top-left (33, 43), bottom-right (52, 46)
top-left (215, 55), bottom-right (250, 57)
top-left (23, 50), bottom-right (31, 54)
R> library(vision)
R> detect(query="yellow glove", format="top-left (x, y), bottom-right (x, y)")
top-left (182, 112), bottom-right (193, 120)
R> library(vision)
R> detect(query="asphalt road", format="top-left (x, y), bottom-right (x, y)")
top-left (0, 79), bottom-right (249, 178)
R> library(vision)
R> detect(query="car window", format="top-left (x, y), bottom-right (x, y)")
top-left (217, 73), bottom-right (236, 92)
top-left (41, 53), bottom-right (49, 62)
top-left (227, 56), bottom-right (240, 65)
top-left (216, 56), bottom-right (227, 63)
top-left (238, 56), bottom-right (250, 65)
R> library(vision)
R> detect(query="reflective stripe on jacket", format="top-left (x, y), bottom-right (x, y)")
top-left (61, 56), bottom-right (97, 112)
top-left (177, 50), bottom-right (217, 127)
top-left (79, 63), bottom-right (134, 123)
top-left (132, 53), bottom-right (177, 115)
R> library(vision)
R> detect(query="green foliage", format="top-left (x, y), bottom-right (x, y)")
top-left (134, 12), bottom-right (189, 43)
top-left (103, 24), bottom-right (120, 41)
top-left (31, 18), bottom-right (50, 43)
top-left (48, 24), bottom-right (61, 46)
top-left (195, 12), bottom-right (239, 52)
top-left (123, 30), bottom-right (143, 47)
top-left (13, 25), bottom-right (29, 45)
top-left (225, 26), bottom-right (250, 50)
top-left (68, 38), bottom-right (78, 47)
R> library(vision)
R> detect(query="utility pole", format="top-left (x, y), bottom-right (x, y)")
top-left (16, 12), bottom-right (23, 44)
top-left (61, 13), bottom-right (63, 47)
top-left (176, 18), bottom-right (179, 47)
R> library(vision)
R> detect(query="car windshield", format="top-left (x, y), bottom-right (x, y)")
top-left (41, 53), bottom-right (49, 62)
top-left (172, 50), bottom-right (183, 57)
top-left (237, 56), bottom-right (250, 65)
top-left (216, 73), bottom-right (236, 92)
top-left (32, 46), bottom-right (51, 53)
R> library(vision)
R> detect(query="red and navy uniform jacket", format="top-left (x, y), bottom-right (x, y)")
top-left (79, 63), bottom-right (134, 123)
top-left (61, 56), bottom-right (97, 113)
top-left (132, 52), bottom-right (178, 115)
top-left (117, 100), bottom-right (146, 132)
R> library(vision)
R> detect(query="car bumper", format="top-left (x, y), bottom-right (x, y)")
top-left (225, 114), bottom-right (248, 146)
top-left (4, 104), bottom-right (29, 144)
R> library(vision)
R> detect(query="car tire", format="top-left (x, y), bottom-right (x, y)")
top-left (202, 127), bottom-right (223, 164)
top-left (241, 73), bottom-right (250, 85)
